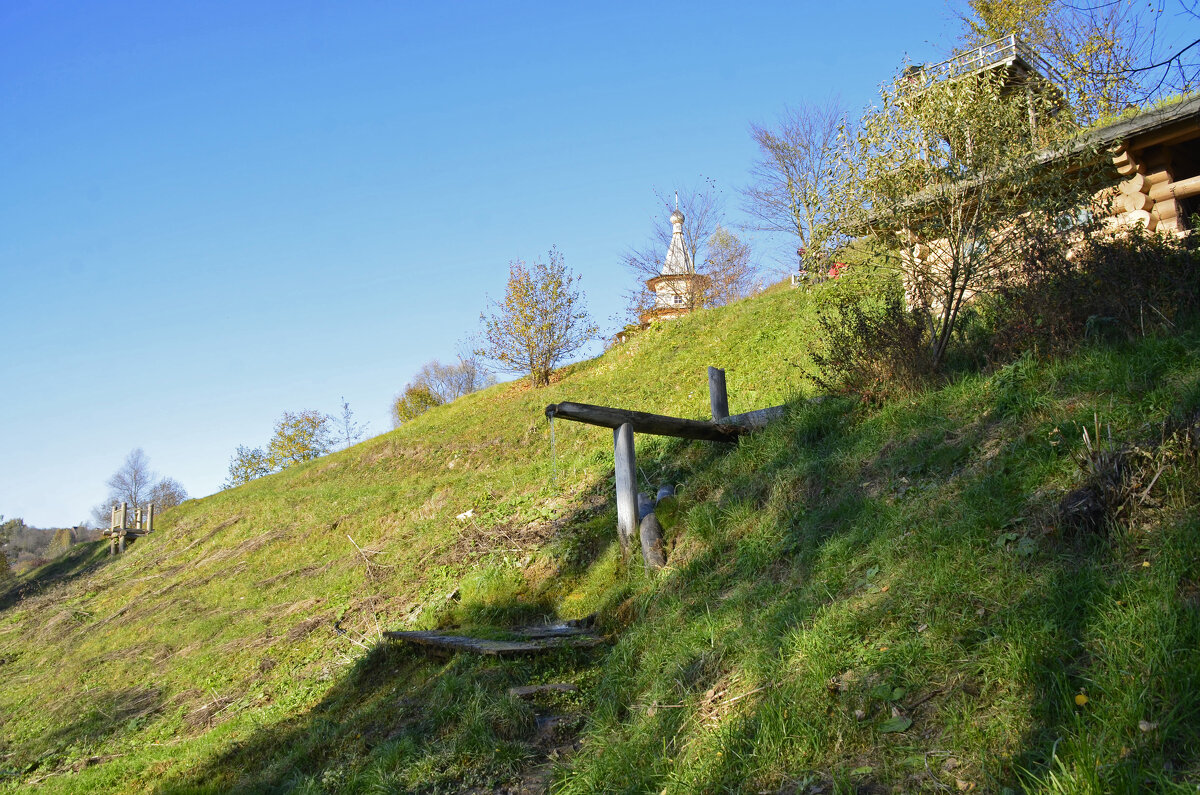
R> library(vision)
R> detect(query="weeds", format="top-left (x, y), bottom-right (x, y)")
top-left (810, 290), bottom-right (933, 402)
top-left (990, 226), bottom-right (1200, 361)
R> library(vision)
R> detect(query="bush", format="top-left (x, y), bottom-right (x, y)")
top-left (988, 227), bottom-right (1200, 361)
top-left (392, 384), bottom-right (443, 428)
top-left (810, 279), bottom-right (934, 402)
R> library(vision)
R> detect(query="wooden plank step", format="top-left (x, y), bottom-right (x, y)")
top-left (514, 623), bottom-right (596, 639)
top-left (508, 683), bottom-right (581, 698)
top-left (384, 630), bottom-right (603, 657)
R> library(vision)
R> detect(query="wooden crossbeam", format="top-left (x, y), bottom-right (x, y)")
top-left (544, 401), bottom-right (787, 441)
top-left (546, 367), bottom-right (788, 564)
top-left (544, 402), bottom-right (743, 442)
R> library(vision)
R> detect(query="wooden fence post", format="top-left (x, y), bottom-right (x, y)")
top-left (613, 423), bottom-right (637, 558)
top-left (637, 492), bottom-right (655, 522)
top-left (708, 367), bottom-right (729, 422)
top-left (146, 504), bottom-right (154, 533)
top-left (639, 512), bottom-right (666, 573)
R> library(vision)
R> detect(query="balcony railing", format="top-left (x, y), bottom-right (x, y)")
top-left (921, 35), bottom-right (1057, 84)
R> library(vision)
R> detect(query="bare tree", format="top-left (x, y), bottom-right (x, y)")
top-left (413, 357), bottom-right (495, 403)
top-left (94, 448), bottom-right (187, 523)
top-left (1095, 0), bottom-right (1198, 107)
top-left (105, 448), bottom-right (155, 514)
top-left (702, 226), bottom-right (759, 305)
top-left (148, 477), bottom-right (188, 510)
top-left (960, 0), bottom-right (1197, 124)
top-left (336, 396), bottom-right (369, 449)
top-left (743, 99), bottom-right (849, 271)
top-left (623, 182), bottom-right (757, 319)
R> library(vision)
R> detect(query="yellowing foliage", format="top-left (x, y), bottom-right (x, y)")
top-left (476, 247), bottom-right (597, 387)
top-left (267, 409), bottom-right (333, 468)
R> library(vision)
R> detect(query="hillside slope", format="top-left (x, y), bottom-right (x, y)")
top-left (2, 284), bottom-right (1199, 793)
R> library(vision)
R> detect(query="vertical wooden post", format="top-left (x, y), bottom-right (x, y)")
top-left (708, 367), bottom-right (729, 422)
top-left (119, 502), bottom-right (128, 531)
top-left (135, 508), bottom-right (142, 531)
top-left (1025, 83), bottom-right (1038, 141)
top-left (146, 504), bottom-right (154, 533)
top-left (118, 529), bottom-right (126, 553)
top-left (613, 423), bottom-right (637, 557)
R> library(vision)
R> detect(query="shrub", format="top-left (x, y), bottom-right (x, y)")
top-left (989, 226), bottom-right (1200, 361)
top-left (810, 282), bottom-right (934, 402)
top-left (391, 384), bottom-right (443, 428)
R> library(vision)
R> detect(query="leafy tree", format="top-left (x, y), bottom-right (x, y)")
top-left (0, 516), bottom-right (19, 576)
top-left (224, 445), bottom-right (273, 488)
top-left (743, 100), bottom-right (849, 269)
top-left (266, 410), bottom-right (333, 468)
top-left (336, 397), bottom-right (369, 449)
top-left (476, 248), bottom-right (597, 387)
top-left (48, 527), bottom-right (75, 557)
top-left (223, 407), bottom-right (341, 489)
top-left (829, 66), bottom-right (1102, 370)
top-left (391, 383), bottom-right (444, 427)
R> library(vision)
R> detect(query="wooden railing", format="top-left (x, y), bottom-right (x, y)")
top-left (105, 502), bottom-right (155, 554)
top-left (922, 35), bottom-right (1057, 84)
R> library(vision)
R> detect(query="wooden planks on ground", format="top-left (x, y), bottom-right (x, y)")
top-left (508, 683), bottom-right (580, 698)
top-left (384, 629), bottom-right (603, 657)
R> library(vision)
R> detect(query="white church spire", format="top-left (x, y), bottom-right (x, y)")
top-left (660, 206), bottom-right (693, 276)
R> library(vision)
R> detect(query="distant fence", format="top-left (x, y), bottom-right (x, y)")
top-left (103, 502), bottom-right (155, 554)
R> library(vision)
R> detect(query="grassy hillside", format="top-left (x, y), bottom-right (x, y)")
top-left (2, 282), bottom-right (1199, 793)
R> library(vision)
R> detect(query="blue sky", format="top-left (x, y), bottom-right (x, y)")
top-left (1, 1), bottom-right (960, 527)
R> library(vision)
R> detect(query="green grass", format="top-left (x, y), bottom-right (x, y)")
top-left (2, 283), bottom-right (1199, 793)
